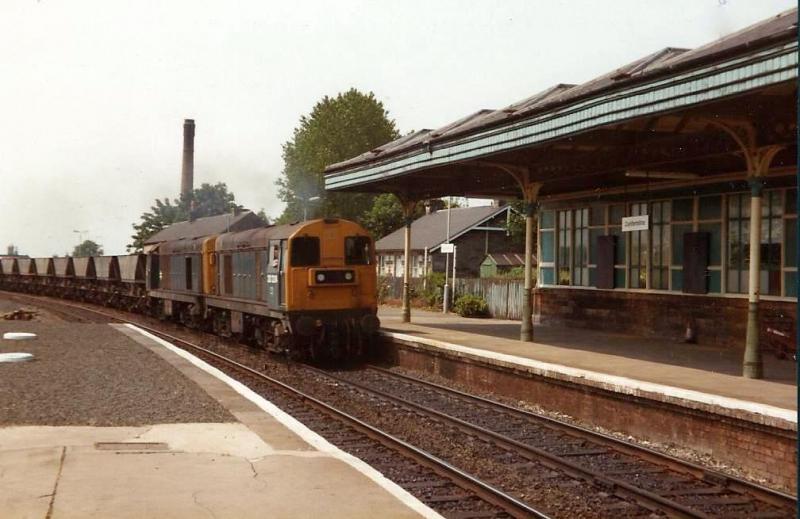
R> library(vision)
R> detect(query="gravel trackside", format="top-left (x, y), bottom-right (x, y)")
top-left (0, 322), bottom-right (233, 426)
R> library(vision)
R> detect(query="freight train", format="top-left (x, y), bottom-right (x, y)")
top-left (0, 218), bottom-right (380, 360)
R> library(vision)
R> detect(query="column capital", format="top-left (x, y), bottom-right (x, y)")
top-left (748, 178), bottom-right (764, 197)
top-left (523, 200), bottom-right (537, 217)
top-left (520, 182), bottom-right (542, 205)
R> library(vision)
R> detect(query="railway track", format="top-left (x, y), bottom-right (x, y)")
top-left (5, 293), bottom-right (796, 518)
top-left (315, 365), bottom-right (796, 519)
top-left (3, 293), bottom-right (544, 518)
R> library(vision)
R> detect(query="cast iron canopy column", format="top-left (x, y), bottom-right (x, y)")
top-left (520, 182), bottom-right (542, 342)
top-left (707, 119), bottom-right (783, 378)
top-left (473, 160), bottom-right (542, 342)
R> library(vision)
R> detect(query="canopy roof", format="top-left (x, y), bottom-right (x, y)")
top-left (325, 8), bottom-right (797, 202)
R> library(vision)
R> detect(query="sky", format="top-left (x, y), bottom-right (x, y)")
top-left (0, 0), bottom-right (794, 256)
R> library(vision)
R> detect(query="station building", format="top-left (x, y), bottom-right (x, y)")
top-left (324, 9), bottom-right (798, 378)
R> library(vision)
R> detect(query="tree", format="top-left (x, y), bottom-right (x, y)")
top-left (255, 209), bottom-right (270, 226)
top-left (505, 201), bottom-right (533, 249)
top-left (128, 182), bottom-right (244, 251)
top-left (73, 240), bottom-right (103, 257)
top-left (276, 89), bottom-right (399, 223)
top-left (182, 182), bottom-right (242, 219)
top-left (361, 194), bottom-right (429, 239)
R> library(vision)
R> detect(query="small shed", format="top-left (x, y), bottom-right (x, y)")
top-left (480, 253), bottom-right (533, 278)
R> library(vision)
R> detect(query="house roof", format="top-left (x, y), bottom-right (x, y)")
top-left (375, 205), bottom-right (508, 252)
top-left (485, 253), bottom-right (531, 267)
top-left (145, 210), bottom-right (263, 244)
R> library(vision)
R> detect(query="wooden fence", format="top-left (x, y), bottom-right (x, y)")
top-left (379, 275), bottom-right (525, 320)
top-left (454, 278), bottom-right (524, 320)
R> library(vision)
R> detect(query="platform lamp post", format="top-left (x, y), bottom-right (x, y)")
top-left (443, 197), bottom-right (452, 313)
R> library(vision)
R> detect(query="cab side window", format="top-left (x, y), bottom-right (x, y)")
top-left (345, 236), bottom-right (371, 265)
top-left (290, 237), bottom-right (320, 266)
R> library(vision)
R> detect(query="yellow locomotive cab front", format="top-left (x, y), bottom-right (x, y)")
top-left (284, 219), bottom-right (377, 314)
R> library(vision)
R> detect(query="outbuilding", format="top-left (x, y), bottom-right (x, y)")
top-left (479, 253), bottom-right (531, 278)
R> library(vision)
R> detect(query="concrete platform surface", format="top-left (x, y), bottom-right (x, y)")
top-left (0, 424), bottom-right (426, 519)
top-left (0, 317), bottom-right (437, 519)
top-left (380, 306), bottom-right (797, 414)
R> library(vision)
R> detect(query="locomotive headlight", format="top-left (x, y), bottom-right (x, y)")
top-left (316, 273), bottom-right (326, 282)
top-left (344, 272), bottom-right (353, 281)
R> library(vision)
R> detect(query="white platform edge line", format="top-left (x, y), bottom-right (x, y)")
top-left (123, 324), bottom-right (443, 519)
top-left (382, 331), bottom-right (797, 424)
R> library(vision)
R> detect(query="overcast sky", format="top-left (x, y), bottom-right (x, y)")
top-left (0, 0), bottom-right (794, 256)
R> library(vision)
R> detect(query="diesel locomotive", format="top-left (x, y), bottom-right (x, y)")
top-left (0, 218), bottom-right (380, 360)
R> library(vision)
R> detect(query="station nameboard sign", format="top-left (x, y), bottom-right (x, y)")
top-left (621, 215), bottom-right (649, 232)
top-left (440, 243), bottom-right (455, 253)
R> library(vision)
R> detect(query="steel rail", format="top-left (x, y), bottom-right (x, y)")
top-left (6, 293), bottom-right (548, 519)
top-left (307, 365), bottom-right (707, 519)
top-left (366, 365), bottom-right (797, 511)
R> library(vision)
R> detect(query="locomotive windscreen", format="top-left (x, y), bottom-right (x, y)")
top-left (291, 237), bottom-right (320, 266)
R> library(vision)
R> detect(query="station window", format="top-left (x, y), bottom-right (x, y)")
top-left (785, 189), bottom-right (797, 296)
top-left (650, 201), bottom-right (670, 290)
top-left (538, 210), bottom-right (556, 285)
top-left (629, 203), bottom-right (648, 288)
top-left (572, 208), bottom-right (589, 286)
top-left (540, 188), bottom-right (796, 298)
top-left (727, 193), bottom-right (751, 294)
top-left (557, 210), bottom-right (572, 285)
top-left (290, 237), bottom-right (320, 267)
top-left (727, 191), bottom-right (783, 295)
top-left (761, 190), bottom-right (783, 296)
top-left (345, 236), bottom-right (371, 265)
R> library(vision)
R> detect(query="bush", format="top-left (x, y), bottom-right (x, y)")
top-left (453, 294), bottom-right (489, 318)
top-left (418, 272), bottom-right (445, 308)
top-left (377, 276), bottom-right (393, 304)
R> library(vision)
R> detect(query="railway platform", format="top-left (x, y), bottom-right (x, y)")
top-left (0, 312), bottom-right (437, 518)
top-left (378, 306), bottom-right (797, 491)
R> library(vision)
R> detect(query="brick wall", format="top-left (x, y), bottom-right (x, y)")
top-left (383, 339), bottom-right (797, 492)
top-left (537, 288), bottom-right (795, 351)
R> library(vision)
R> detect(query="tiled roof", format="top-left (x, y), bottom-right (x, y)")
top-left (376, 205), bottom-right (507, 252)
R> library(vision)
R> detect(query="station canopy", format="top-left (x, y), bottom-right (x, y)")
top-left (325, 9), bottom-right (798, 202)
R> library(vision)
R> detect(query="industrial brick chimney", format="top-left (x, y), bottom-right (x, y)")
top-left (180, 119), bottom-right (195, 200)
